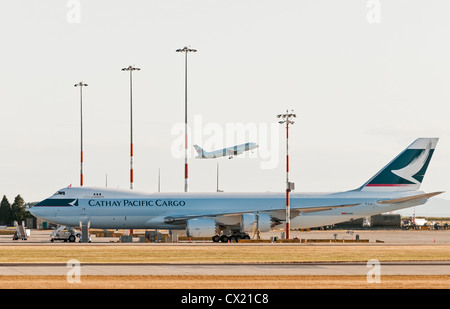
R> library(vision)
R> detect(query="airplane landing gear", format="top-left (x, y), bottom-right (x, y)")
top-left (212, 233), bottom-right (250, 243)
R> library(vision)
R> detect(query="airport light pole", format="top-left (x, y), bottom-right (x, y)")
top-left (277, 110), bottom-right (296, 239)
top-left (176, 46), bottom-right (197, 192)
top-left (122, 65), bottom-right (140, 190)
top-left (74, 81), bottom-right (88, 187)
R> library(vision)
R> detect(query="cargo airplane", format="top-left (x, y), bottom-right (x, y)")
top-left (30, 138), bottom-right (443, 242)
top-left (193, 142), bottom-right (258, 159)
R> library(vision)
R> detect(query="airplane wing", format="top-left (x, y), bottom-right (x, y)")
top-left (164, 202), bottom-right (360, 225)
top-left (269, 204), bottom-right (360, 221)
top-left (163, 192), bottom-right (444, 226)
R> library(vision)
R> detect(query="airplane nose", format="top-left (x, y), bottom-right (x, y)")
top-left (29, 207), bottom-right (39, 217)
top-left (29, 206), bottom-right (46, 219)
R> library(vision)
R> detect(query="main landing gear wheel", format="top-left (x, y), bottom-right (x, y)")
top-left (211, 234), bottom-right (251, 243)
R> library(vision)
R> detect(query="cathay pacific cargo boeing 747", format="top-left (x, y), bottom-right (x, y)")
top-left (30, 138), bottom-right (443, 242)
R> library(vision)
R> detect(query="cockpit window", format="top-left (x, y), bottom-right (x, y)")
top-left (54, 191), bottom-right (65, 195)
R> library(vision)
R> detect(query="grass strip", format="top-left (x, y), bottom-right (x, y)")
top-left (0, 245), bottom-right (449, 264)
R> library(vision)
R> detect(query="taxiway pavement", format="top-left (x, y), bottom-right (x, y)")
top-left (1, 262), bottom-right (450, 276)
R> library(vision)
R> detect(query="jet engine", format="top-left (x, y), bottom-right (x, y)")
top-left (186, 218), bottom-right (218, 237)
top-left (240, 213), bottom-right (271, 233)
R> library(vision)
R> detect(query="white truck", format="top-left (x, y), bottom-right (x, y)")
top-left (413, 218), bottom-right (428, 226)
top-left (50, 226), bottom-right (81, 242)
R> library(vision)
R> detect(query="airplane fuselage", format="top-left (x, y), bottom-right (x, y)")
top-left (195, 142), bottom-right (258, 159)
top-left (30, 186), bottom-right (428, 230)
top-left (30, 138), bottom-right (441, 238)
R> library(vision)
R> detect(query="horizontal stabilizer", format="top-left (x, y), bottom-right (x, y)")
top-left (377, 191), bottom-right (444, 204)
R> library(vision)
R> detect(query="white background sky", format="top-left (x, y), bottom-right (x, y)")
top-left (1, 1), bottom-right (449, 203)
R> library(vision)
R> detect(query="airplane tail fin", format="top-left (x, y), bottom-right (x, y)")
top-left (193, 145), bottom-right (205, 158)
top-left (359, 138), bottom-right (438, 191)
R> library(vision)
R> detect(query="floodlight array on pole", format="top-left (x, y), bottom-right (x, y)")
top-left (74, 81), bottom-right (88, 187)
top-left (176, 46), bottom-right (197, 192)
top-left (277, 109), bottom-right (297, 239)
top-left (122, 65), bottom-right (140, 190)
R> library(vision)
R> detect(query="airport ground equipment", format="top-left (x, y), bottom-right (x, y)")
top-left (80, 221), bottom-right (91, 243)
top-left (12, 221), bottom-right (28, 240)
top-left (50, 225), bottom-right (80, 242)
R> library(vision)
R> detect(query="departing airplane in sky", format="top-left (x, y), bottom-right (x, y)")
top-left (30, 138), bottom-right (443, 242)
top-left (193, 142), bottom-right (258, 159)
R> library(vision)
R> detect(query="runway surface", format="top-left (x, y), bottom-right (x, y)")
top-left (2, 262), bottom-right (450, 276)
top-left (1, 230), bottom-right (450, 278)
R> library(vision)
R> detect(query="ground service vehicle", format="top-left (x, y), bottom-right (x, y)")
top-left (50, 226), bottom-right (81, 242)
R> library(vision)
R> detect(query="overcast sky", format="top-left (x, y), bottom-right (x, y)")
top-left (1, 1), bottom-right (449, 202)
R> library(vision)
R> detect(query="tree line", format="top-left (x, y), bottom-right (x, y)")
top-left (0, 195), bottom-right (30, 225)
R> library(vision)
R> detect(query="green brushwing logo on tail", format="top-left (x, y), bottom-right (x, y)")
top-left (362, 138), bottom-right (437, 189)
top-left (390, 141), bottom-right (432, 185)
